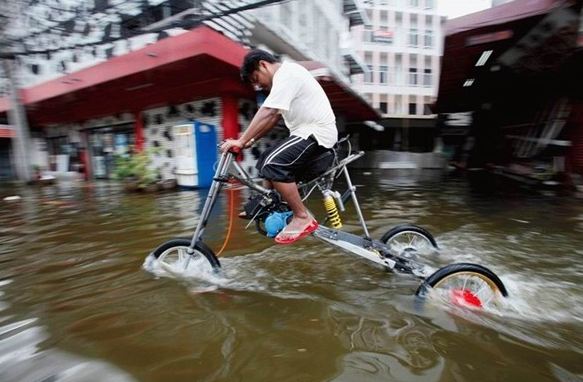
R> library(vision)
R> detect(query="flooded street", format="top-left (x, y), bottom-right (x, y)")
top-left (1, 170), bottom-right (582, 382)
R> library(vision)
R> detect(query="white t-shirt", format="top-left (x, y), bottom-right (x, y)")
top-left (261, 62), bottom-right (338, 148)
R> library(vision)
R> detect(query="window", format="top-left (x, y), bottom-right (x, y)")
top-left (380, 10), bottom-right (389, 26)
top-left (424, 104), bottom-right (433, 115)
top-left (409, 0), bottom-right (419, 7)
top-left (424, 30), bottom-right (433, 48)
top-left (365, 65), bottom-right (374, 83)
top-left (424, 0), bottom-right (433, 9)
top-left (408, 68), bottom-right (418, 86)
top-left (379, 65), bottom-right (388, 84)
top-left (409, 103), bottom-right (417, 115)
top-left (408, 28), bottom-right (419, 47)
top-left (364, 26), bottom-right (373, 42)
top-left (423, 68), bottom-right (432, 87)
top-left (380, 102), bottom-right (388, 114)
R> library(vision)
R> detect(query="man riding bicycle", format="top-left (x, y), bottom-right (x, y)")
top-left (220, 49), bottom-right (338, 244)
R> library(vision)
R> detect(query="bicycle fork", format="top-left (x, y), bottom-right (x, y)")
top-left (185, 152), bottom-right (233, 268)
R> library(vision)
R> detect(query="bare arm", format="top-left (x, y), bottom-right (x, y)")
top-left (220, 106), bottom-right (281, 152)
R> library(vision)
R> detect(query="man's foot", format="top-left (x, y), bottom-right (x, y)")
top-left (274, 216), bottom-right (318, 244)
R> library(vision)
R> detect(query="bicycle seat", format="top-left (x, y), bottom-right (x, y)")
top-left (298, 149), bottom-right (336, 183)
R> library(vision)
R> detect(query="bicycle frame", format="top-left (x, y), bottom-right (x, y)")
top-left (186, 148), bottom-right (430, 278)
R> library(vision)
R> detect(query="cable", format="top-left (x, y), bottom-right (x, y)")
top-left (2, 0), bottom-right (290, 58)
top-left (216, 188), bottom-right (235, 256)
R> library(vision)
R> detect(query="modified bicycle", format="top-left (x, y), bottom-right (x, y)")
top-left (148, 138), bottom-right (509, 309)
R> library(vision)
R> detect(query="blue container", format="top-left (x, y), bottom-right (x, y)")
top-left (194, 121), bottom-right (217, 188)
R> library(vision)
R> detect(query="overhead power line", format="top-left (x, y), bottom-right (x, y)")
top-left (1, 0), bottom-right (289, 59)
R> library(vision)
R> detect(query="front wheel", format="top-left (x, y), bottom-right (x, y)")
top-left (416, 263), bottom-right (508, 309)
top-left (151, 239), bottom-right (220, 274)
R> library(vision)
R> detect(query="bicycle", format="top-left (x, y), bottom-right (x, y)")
top-left (147, 138), bottom-right (509, 309)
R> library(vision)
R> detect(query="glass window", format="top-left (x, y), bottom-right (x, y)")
top-left (409, 103), bottom-right (417, 115)
top-left (423, 68), bottom-right (432, 87)
top-left (408, 28), bottom-right (418, 47)
top-left (424, 0), bottom-right (433, 9)
top-left (408, 67), bottom-right (418, 86)
top-left (379, 65), bottom-right (389, 84)
top-left (424, 30), bottom-right (433, 48)
top-left (409, 0), bottom-right (419, 7)
top-left (380, 102), bottom-right (388, 114)
top-left (365, 65), bottom-right (374, 83)
top-left (364, 26), bottom-right (373, 42)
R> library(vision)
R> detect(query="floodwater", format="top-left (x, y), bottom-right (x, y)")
top-left (0, 170), bottom-right (582, 382)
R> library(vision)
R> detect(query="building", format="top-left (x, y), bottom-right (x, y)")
top-left (348, 0), bottom-right (446, 155)
top-left (0, 0), bottom-right (377, 182)
top-left (436, 0), bottom-right (583, 188)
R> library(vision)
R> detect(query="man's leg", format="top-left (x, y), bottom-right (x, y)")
top-left (272, 181), bottom-right (313, 232)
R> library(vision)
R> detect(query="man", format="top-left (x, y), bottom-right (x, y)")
top-left (220, 49), bottom-right (338, 244)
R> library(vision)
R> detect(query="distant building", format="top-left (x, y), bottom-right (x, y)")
top-left (347, 0), bottom-right (447, 156)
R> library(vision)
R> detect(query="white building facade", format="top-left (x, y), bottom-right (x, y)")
top-left (350, 0), bottom-right (446, 118)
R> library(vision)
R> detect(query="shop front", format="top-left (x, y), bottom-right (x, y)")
top-left (87, 124), bottom-right (135, 179)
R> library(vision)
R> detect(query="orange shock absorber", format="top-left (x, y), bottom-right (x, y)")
top-left (323, 190), bottom-right (343, 229)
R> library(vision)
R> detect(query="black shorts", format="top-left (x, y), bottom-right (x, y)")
top-left (257, 135), bottom-right (331, 183)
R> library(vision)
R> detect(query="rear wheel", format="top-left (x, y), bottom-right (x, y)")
top-left (416, 263), bottom-right (508, 309)
top-left (151, 239), bottom-right (220, 274)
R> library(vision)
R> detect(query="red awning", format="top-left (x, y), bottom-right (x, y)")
top-left (436, 0), bottom-right (582, 113)
top-left (445, 0), bottom-right (562, 36)
top-left (0, 27), bottom-right (378, 125)
top-left (0, 26), bottom-right (252, 124)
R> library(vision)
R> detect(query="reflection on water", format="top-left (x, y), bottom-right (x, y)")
top-left (0, 171), bottom-right (582, 382)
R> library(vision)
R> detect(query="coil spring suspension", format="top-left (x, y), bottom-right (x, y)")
top-left (323, 191), bottom-right (342, 229)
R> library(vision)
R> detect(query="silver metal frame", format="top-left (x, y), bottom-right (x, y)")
top-left (185, 148), bottom-right (429, 277)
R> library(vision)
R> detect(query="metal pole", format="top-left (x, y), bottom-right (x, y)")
top-left (2, 58), bottom-right (32, 182)
top-left (343, 166), bottom-right (370, 239)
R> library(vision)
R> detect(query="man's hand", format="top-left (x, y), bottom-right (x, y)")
top-left (220, 138), bottom-right (244, 153)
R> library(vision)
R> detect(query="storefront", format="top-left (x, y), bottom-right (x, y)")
top-left (87, 124), bottom-right (135, 179)
top-left (436, 0), bottom-right (583, 186)
top-left (0, 125), bottom-right (15, 180)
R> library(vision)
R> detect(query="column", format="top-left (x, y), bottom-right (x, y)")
top-left (134, 111), bottom-right (145, 152)
top-left (222, 95), bottom-right (239, 140)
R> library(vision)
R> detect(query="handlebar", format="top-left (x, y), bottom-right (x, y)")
top-left (229, 146), bottom-right (241, 155)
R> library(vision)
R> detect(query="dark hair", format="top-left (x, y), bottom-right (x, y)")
top-left (240, 49), bottom-right (278, 83)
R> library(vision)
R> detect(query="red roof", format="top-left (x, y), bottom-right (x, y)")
top-left (445, 0), bottom-right (563, 36)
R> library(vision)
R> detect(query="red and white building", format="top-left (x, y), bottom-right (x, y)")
top-left (0, 0), bottom-right (377, 182)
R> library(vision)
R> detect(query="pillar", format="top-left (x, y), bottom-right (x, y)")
top-left (134, 111), bottom-right (145, 152)
top-left (222, 95), bottom-right (239, 140)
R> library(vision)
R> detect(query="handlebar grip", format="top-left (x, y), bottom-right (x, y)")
top-left (229, 146), bottom-right (241, 155)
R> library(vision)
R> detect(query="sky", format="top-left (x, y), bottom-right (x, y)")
top-left (438, 0), bottom-right (493, 19)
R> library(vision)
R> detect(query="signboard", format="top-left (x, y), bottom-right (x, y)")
top-left (373, 30), bottom-right (393, 44)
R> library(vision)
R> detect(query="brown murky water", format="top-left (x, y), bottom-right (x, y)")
top-left (1, 170), bottom-right (582, 382)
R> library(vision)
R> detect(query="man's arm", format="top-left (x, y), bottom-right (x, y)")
top-left (220, 106), bottom-right (281, 152)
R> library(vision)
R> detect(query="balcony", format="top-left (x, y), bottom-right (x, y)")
top-left (343, 0), bottom-right (371, 27)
